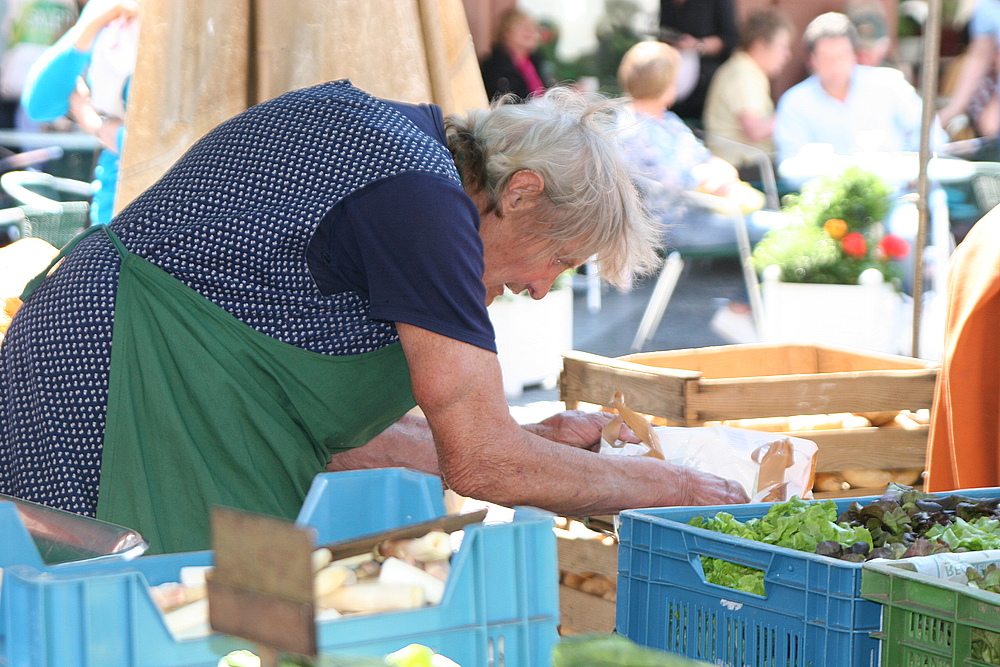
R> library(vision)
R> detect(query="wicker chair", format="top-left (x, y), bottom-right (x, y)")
top-left (1, 171), bottom-right (91, 248)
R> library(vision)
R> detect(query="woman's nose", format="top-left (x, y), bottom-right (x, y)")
top-left (527, 274), bottom-right (559, 299)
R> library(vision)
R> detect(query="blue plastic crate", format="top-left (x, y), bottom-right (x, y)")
top-left (0, 468), bottom-right (559, 667)
top-left (617, 487), bottom-right (1000, 667)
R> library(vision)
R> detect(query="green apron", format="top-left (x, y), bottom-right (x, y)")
top-left (34, 225), bottom-right (417, 554)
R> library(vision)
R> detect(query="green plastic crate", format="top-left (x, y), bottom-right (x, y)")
top-left (861, 560), bottom-right (1000, 666)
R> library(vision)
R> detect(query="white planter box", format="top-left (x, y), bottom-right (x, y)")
top-left (489, 287), bottom-right (573, 398)
top-left (760, 272), bottom-right (905, 355)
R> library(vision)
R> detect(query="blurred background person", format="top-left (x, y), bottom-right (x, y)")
top-left (0, 0), bottom-right (79, 131)
top-left (774, 12), bottom-right (945, 168)
top-left (939, 0), bottom-right (1000, 143)
top-left (0, 0), bottom-right (77, 131)
top-left (658, 0), bottom-right (738, 123)
top-left (21, 0), bottom-right (138, 225)
top-left (847, 0), bottom-right (893, 67)
top-left (616, 41), bottom-right (766, 257)
top-left (703, 8), bottom-right (793, 175)
top-left (479, 7), bottom-right (551, 102)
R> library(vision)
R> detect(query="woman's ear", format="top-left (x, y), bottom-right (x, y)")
top-left (503, 169), bottom-right (545, 211)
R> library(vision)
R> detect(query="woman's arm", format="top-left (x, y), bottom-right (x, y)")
top-left (737, 110), bottom-right (775, 145)
top-left (21, 33), bottom-right (90, 121)
top-left (395, 322), bottom-right (748, 514)
top-left (326, 409), bottom-right (636, 473)
top-left (21, 0), bottom-right (138, 122)
top-left (939, 35), bottom-right (996, 129)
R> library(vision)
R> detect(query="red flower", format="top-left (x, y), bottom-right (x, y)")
top-left (878, 233), bottom-right (910, 260)
top-left (841, 232), bottom-right (867, 258)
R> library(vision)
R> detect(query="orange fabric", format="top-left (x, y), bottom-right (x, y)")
top-left (925, 208), bottom-right (1000, 492)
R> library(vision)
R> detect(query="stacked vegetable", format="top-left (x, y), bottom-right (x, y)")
top-left (967, 565), bottom-right (1000, 664)
top-left (688, 483), bottom-right (1000, 596)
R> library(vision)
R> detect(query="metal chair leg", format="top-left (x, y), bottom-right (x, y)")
top-left (631, 251), bottom-right (684, 352)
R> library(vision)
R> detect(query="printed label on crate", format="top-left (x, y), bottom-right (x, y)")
top-left (881, 549), bottom-right (1000, 584)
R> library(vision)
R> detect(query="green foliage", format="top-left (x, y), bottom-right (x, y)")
top-left (553, 633), bottom-right (713, 666)
top-left (752, 166), bottom-right (903, 286)
top-left (785, 166), bottom-right (893, 232)
top-left (537, 0), bottom-right (646, 95)
top-left (699, 557), bottom-right (766, 596)
top-left (689, 485), bottom-right (1000, 595)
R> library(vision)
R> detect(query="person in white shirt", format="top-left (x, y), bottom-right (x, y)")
top-left (774, 12), bottom-right (946, 168)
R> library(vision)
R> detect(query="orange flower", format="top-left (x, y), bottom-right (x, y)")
top-left (823, 218), bottom-right (848, 240)
top-left (841, 231), bottom-right (867, 258)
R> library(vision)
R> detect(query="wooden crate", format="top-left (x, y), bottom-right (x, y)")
top-left (557, 532), bottom-right (617, 635)
top-left (560, 343), bottom-right (940, 496)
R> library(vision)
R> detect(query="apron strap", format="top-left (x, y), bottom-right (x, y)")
top-left (21, 225), bottom-right (128, 301)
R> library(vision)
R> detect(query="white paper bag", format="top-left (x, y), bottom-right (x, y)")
top-left (602, 424), bottom-right (818, 502)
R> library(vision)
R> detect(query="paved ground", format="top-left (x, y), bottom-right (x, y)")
top-left (507, 257), bottom-right (748, 416)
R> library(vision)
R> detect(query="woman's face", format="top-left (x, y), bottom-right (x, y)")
top-left (476, 170), bottom-right (587, 305)
top-left (481, 221), bottom-right (585, 304)
top-left (758, 29), bottom-right (792, 77)
top-left (504, 17), bottom-right (542, 57)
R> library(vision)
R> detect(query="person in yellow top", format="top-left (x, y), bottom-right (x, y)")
top-left (703, 9), bottom-right (793, 171)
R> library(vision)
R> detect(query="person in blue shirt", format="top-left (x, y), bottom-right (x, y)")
top-left (21, 0), bottom-right (138, 225)
top-left (774, 12), bottom-right (946, 167)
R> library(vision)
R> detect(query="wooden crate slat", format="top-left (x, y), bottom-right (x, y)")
top-left (621, 343), bottom-right (935, 378)
top-left (558, 537), bottom-right (617, 578)
top-left (815, 345), bottom-right (938, 372)
top-left (799, 427), bottom-right (929, 471)
top-left (560, 351), bottom-right (696, 422)
top-left (622, 343), bottom-right (823, 378)
top-left (688, 371), bottom-right (938, 422)
top-left (558, 585), bottom-right (616, 634)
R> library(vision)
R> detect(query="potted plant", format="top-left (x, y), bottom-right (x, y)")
top-left (488, 270), bottom-right (574, 398)
top-left (751, 166), bottom-right (910, 353)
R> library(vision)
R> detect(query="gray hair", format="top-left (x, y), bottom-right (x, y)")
top-left (445, 86), bottom-right (661, 287)
top-left (804, 12), bottom-right (858, 54)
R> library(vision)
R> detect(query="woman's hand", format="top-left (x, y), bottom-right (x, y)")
top-left (522, 410), bottom-right (641, 451)
top-left (693, 156), bottom-right (739, 197)
top-left (73, 0), bottom-right (139, 52)
top-left (69, 85), bottom-right (122, 153)
top-left (671, 463), bottom-right (750, 506)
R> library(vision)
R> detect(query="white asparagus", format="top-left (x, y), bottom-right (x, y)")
top-left (150, 581), bottom-right (207, 612)
top-left (312, 547), bottom-right (333, 572)
top-left (378, 557), bottom-right (446, 605)
top-left (354, 558), bottom-right (382, 581)
top-left (422, 559), bottom-right (451, 583)
top-left (378, 531), bottom-right (451, 562)
top-left (322, 582), bottom-right (425, 613)
top-left (331, 552), bottom-right (380, 568)
top-left (180, 565), bottom-right (213, 587)
top-left (164, 598), bottom-right (211, 640)
top-left (314, 564), bottom-right (356, 602)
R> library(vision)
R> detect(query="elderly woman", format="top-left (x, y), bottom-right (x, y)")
top-left (0, 80), bottom-right (748, 554)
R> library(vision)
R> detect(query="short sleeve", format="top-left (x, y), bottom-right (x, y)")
top-left (727, 63), bottom-right (772, 116)
top-left (307, 171), bottom-right (496, 353)
top-left (971, 1), bottom-right (1000, 40)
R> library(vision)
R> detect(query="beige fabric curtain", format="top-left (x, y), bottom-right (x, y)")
top-left (116, 0), bottom-right (488, 211)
